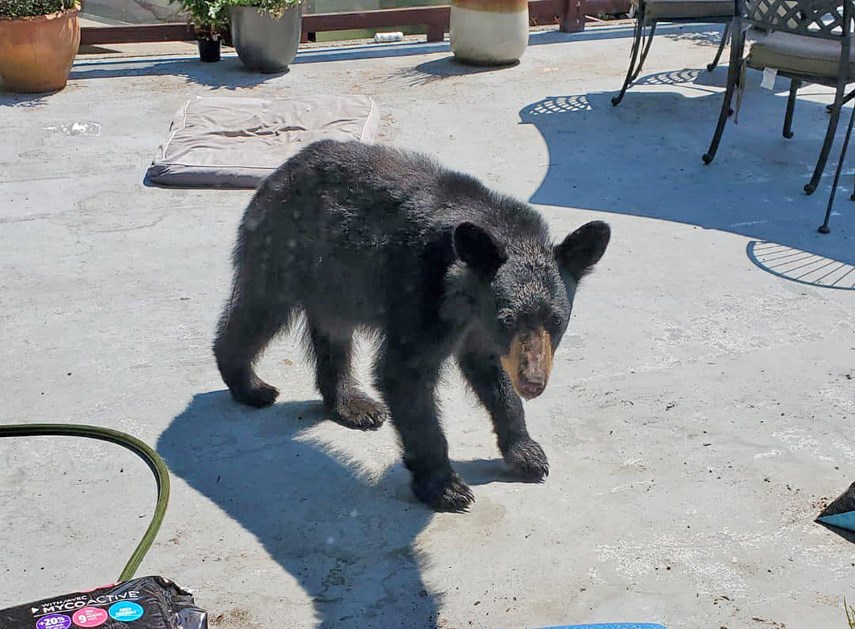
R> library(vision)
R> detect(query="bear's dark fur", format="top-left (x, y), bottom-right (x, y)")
top-left (214, 139), bottom-right (610, 511)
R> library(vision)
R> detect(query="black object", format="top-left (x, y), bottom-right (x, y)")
top-left (0, 576), bottom-right (207, 629)
top-left (818, 95), bottom-right (855, 233)
top-left (197, 38), bottom-right (221, 63)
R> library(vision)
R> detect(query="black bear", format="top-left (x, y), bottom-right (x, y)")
top-left (214, 139), bottom-right (610, 511)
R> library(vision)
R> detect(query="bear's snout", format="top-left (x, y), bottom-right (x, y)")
top-left (517, 379), bottom-right (545, 400)
top-left (500, 327), bottom-right (553, 400)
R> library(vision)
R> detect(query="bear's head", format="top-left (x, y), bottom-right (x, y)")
top-left (451, 220), bottom-right (610, 400)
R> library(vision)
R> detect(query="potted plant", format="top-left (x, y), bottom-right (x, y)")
top-left (0, 0), bottom-right (81, 93)
top-left (227, 0), bottom-right (302, 73)
top-left (450, 0), bottom-right (529, 66)
top-left (171, 0), bottom-right (229, 62)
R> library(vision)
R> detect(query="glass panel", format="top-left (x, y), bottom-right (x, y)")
top-left (304, 0), bottom-right (449, 41)
top-left (81, 0), bottom-right (451, 22)
top-left (80, 0), bottom-right (187, 25)
top-left (304, 0), bottom-right (449, 13)
top-left (79, 0), bottom-right (449, 39)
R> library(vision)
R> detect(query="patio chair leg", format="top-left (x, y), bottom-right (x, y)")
top-left (707, 22), bottom-right (731, 72)
top-left (702, 25), bottom-right (745, 165)
top-left (805, 93), bottom-right (845, 195)
top-left (703, 75), bottom-right (737, 164)
top-left (828, 88), bottom-right (855, 113)
top-left (630, 22), bottom-right (657, 82)
top-left (783, 79), bottom-right (800, 139)
top-left (612, 14), bottom-right (645, 106)
top-left (819, 95), bottom-right (855, 233)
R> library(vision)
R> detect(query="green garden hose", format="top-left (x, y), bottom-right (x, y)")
top-left (0, 423), bottom-right (170, 583)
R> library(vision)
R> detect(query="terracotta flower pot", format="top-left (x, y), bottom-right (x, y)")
top-left (450, 0), bottom-right (529, 66)
top-left (0, 8), bottom-right (81, 93)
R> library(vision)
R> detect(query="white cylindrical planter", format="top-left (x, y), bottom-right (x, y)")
top-left (450, 0), bottom-right (529, 66)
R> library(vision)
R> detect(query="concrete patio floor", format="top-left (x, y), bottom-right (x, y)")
top-left (1, 24), bottom-right (853, 629)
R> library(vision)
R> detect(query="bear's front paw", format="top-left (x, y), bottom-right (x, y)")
top-left (333, 391), bottom-right (389, 430)
top-left (231, 379), bottom-right (279, 409)
top-left (504, 439), bottom-right (549, 481)
top-left (412, 471), bottom-right (474, 512)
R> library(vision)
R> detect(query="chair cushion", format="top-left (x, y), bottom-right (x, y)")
top-left (748, 31), bottom-right (855, 79)
top-left (633, 0), bottom-right (734, 20)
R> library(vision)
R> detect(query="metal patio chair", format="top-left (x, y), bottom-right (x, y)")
top-left (818, 87), bottom-right (855, 232)
top-left (611, 0), bottom-right (736, 106)
top-left (702, 0), bottom-right (855, 195)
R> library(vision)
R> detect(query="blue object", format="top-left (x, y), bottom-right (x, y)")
top-left (108, 602), bottom-right (145, 622)
top-left (816, 482), bottom-right (855, 533)
top-left (818, 512), bottom-right (855, 532)
top-left (534, 625), bottom-right (667, 629)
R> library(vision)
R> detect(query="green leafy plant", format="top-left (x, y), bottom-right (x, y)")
top-left (169, 0), bottom-right (228, 39)
top-left (0, 0), bottom-right (78, 19)
top-left (226, 0), bottom-right (301, 19)
top-left (846, 598), bottom-right (855, 629)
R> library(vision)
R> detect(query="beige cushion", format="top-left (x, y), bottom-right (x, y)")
top-left (147, 94), bottom-right (380, 188)
top-left (748, 31), bottom-right (854, 79)
top-left (633, 0), bottom-right (734, 20)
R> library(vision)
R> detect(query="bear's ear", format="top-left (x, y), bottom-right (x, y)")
top-left (555, 221), bottom-right (611, 281)
top-left (453, 221), bottom-right (508, 280)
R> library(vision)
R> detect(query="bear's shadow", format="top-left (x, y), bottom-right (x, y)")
top-left (157, 391), bottom-right (514, 628)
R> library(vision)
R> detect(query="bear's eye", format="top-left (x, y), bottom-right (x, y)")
top-left (498, 312), bottom-right (516, 329)
top-left (550, 313), bottom-right (564, 329)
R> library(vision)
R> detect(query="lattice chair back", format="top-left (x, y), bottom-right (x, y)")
top-left (746, 0), bottom-right (855, 39)
top-left (748, 0), bottom-right (801, 30)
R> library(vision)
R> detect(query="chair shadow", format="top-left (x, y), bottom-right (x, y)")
top-left (157, 390), bottom-right (441, 629)
top-left (662, 25), bottom-right (729, 48)
top-left (631, 66), bottom-right (774, 92)
top-left (519, 66), bottom-right (855, 282)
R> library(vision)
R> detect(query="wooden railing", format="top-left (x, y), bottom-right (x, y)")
top-left (80, 0), bottom-right (630, 46)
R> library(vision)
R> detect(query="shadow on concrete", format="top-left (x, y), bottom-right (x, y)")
top-left (394, 56), bottom-right (519, 86)
top-left (292, 26), bottom-right (649, 66)
top-left (526, 21), bottom-right (725, 47)
top-left (746, 241), bottom-right (855, 290)
top-left (61, 22), bottom-right (724, 87)
top-left (69, 55), bottom-right (286, 88)
top-left (158, 390), bottom-right (441, 629)
top-left (0, 90), bottom-right (58, 108)
top-left (520, 65), bottom-right (855, 286)
top-left (662, 26), bottom-right (728, 48)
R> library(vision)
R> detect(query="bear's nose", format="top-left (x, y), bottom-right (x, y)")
top-left (518, 378), bottom-right (545, 400)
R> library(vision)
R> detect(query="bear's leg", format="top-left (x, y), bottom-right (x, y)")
top-left (214, 286), bottom-right (293, 409)
top-left (307, 320), bottom-right (388, 430)
top-left (376, 341), bottom-right (474, 511)
top-left (457, 342), bottom-right (549, 481)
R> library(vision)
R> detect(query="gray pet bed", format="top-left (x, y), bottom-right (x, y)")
top-left (146, 94), bottom-right (380, 188)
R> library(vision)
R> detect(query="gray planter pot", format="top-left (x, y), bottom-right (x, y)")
top-left (229, 4), bottom-right (302, 73)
